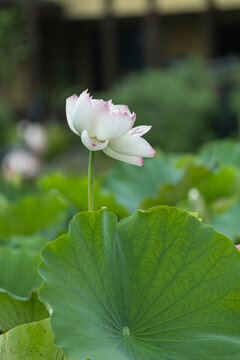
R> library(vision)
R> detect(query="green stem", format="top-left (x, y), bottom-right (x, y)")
top-left (88, 151), bottom-right (95, 211)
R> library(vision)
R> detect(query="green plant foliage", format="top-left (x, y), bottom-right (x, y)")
top-left (5, 234), bottom-right (49, 252)
top-left (0, 318), bottom-right (65, 360)
top-left (0, 7), bottom-right (27, 81)
top-left (45, 122), bottom-right (76, 159)
top-left (39, 207), bottom-right (240, 360)
top-left (99, 59), bottom-right (217, 152)
top-left (104, 153), bottom-right (182, 213)
top-left (0, 193), bottom-right (67, 238)
top-left (211, 202), bottom-right (240, 242)
top-left (142, 165), bottom-right (210, 208)
top-left (142, 164), bottom-right (240, 208)
top-left (227, 59), bottom-right (240, 121)
top-left (0, 247), bottom-right (48, 332)
top-left (0, 101), bottom-right (16, 145)
top-left (0, 247), bottom-right (42, 297)
top-left (39, 172), bottom-right (128, 218)
top-left (196, 166), bottom-right (240, 201)
top-left (0, 291), bottom-right (48, 332)
top-left (199, 140), bottom-right (240, 170)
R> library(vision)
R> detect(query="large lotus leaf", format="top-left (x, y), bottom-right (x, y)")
top-left (0, 247), bottom-right (42, 297)
top-left (142, 164), bottom-right (240, 209)
top-left (104, 153), bottom-right (182, 212)
top-left (0, 290), bottom-right (48, 332)
top-left (199, 139), bottom-right (240, 170)
top-left (39, 173), bottom-right (128, 218)
top-left (0, 194), bottom-right (67, 238)
top-left (0, 318), bottom-right (65, 360)
top-left (39, 207), bottom-right (240, 360)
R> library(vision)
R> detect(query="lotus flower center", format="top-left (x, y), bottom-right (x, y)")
top-left (122, 326), bottom-right (130, 336)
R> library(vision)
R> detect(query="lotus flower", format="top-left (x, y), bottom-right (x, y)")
top-left (66, 90), bottom-right (156, 166)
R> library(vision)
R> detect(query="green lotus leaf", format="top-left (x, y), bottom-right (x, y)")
top-left (142, 164), bottom-right (240, 210)
top-left (5, 234), bottom-right (49, 252)
top-left (197, 166), bottom-right (240, 201)
top-left (0, 194), bottom-right (67, 238)
top-left (0, 318), bottom-right (65, 360)
top-left (142, 165), bottom-right (210, 208)
top-left (39, 207), bottom-right (240, 360)
top-left (0, 247), bottom-right (42, 298)
top-left (104, 153), bottom-right (182, 212)
top-left (0, 247), bottom-right (47, 332)
top-left (39, 173), bottom-right (128, 218)
top-left (199, 139), bottom-right (240, 170)
top-left (0, 290), bottom-right (48, 332)
top-left (211, 202), bottom-right (240, 242)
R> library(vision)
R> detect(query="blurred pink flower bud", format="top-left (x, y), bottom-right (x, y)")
top-left (66, 90), bottom-right (156, 166)
top-left (2, 149), bottom-right (41, 180)
top-left (235, 245), bottom-right (240, 251)
top-left (17, 120), bottom-right (48, 155)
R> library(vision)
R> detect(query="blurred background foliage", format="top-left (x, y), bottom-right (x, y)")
top-left (99, 60), bottom-right (218, 152)
top-left (0, 6), bottom-right (26, 147)
top-left (0, 7), bottom-right (26, 81)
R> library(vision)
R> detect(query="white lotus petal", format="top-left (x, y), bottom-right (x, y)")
top-left (103, 146), bottom-right (144, 166)
top-left (88, 100), bottom-right (109, 137)
top-left (81, 130), bottom-right (108, 151)
top-left (127, 125), bottom-right (152, 137)
top-left (109, 135), bottom-right (156, 157)
top-left (108, 101), bottom-right (131, 115)
top-left (66, 94), bottom-right (79, 135)
top-left (70, 90), bottom-right (92, 135)
top-left (96, 109), bottom-right (135, 141)
top-left (108, 101), bottom-right (136, 121)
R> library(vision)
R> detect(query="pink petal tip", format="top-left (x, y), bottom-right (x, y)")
top-left (131, 112), bottom-right (136, 122)
top-left (139, 158), bottom-right (144, 166)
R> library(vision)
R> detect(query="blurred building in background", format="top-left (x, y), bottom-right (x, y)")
top-left (1, 0), bottom-right (240, 117)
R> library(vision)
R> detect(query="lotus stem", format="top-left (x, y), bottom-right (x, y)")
top-left (88, 151), bottom-right (94, 211)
